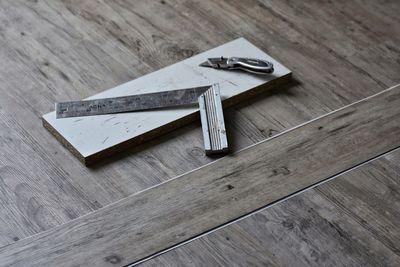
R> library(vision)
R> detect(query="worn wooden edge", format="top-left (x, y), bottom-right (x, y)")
top-left (3, 84), bottom-right (399, 266)
top-left (43, 73), bottom-right (292, 166)
top-left (42, 118), bottom-right (86, 163)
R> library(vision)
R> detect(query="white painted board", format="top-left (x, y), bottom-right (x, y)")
top-left (43, 38), bottom-right (291, 164)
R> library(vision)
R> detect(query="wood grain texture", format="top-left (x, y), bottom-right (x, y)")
top-left (42, 38), bottom-right (291, 165)
top-left (1, 84), bottom-right (399, 266)
top-left (0, 0), bottom-right (399, 265)
top-left (141, 149), bottom-right (400, 267)
top-left (151, 1), bottom-right (400, 264)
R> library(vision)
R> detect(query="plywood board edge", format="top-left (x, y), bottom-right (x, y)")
top-left (42, 117), bottom-right (86, 164)
top-left (43, 73), bottom-right (292, 165)
top-left (85, 111), bottom-right (200, 165)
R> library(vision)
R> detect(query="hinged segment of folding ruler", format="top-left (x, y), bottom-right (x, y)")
top-left (199, 84), bottom-right (229, 155)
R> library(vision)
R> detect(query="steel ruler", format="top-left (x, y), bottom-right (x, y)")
top-left (56, 85), bottom-right (212, 118)
top-left (55, 83), bottom-right (229, 155)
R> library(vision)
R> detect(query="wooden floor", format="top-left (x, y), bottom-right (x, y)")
top-left (0, 0), bottom-right (399, 266)
top-left (141, 148), bottom-right (400, 267)
top-left (1, 85), bottom-right (399, 266)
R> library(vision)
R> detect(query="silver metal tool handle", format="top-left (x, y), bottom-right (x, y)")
top-left (227, 57), bottom-right (274, 74)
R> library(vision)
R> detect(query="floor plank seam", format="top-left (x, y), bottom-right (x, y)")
top-left (1, 83), bottom-right (399, 266)
top-left (129, 146), bottom-right (400, 266)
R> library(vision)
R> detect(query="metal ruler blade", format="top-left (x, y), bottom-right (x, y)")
top-left (56, 85), bottom-right (212, 118)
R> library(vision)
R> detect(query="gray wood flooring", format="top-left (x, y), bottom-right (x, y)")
top-left (0, 84), bottom-right (399, 266)
top-left (141, 148), bottom-right (400, 267)
top-left (0, 0), bottom-right (399, 266)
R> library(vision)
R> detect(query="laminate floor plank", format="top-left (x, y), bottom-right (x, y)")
top-left (141, 149), bottom-right (400, 267)
top-left (0, 84), bottom-right (399, 266)
top-left (256, 0), bottom-right (400, 86)
top-left (0, 0), bottom-right (399, 264)
top-left (141, 1), bottom-right (400, 265)
top-left (0, 0), bottom-right (265, 247)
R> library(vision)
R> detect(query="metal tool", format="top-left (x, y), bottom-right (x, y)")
top-left (199, 84), bottom-right (228, 154)
top-left (56, 85), bottom-right (212, 118)
top-left (56, 83), bottom-right (230, 155)
top-left (199, 56), bottom-right (274, 75)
